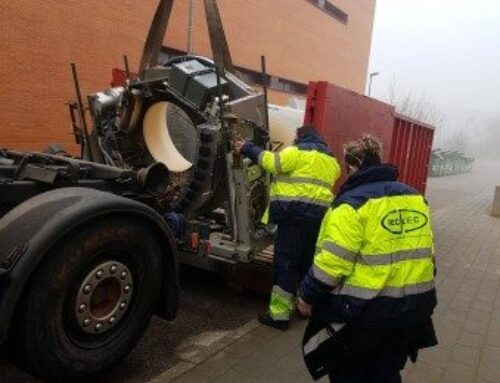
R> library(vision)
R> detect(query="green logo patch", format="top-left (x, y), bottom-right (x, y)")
top-left (381, 209), bottom-right (428, 235)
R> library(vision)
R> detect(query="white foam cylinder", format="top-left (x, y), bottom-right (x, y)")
top-left (143, 102), bottom-right (304, 172)
top-left (268, 104), bottom-right (305, 149)
top-left (143, 102), bottom-right (193, 172)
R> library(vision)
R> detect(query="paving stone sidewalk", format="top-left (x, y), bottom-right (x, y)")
top-left (153, 160), bottom-right (500, 383)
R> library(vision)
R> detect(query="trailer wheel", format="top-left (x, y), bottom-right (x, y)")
top-left (16, 217), bottom-right (163, 380)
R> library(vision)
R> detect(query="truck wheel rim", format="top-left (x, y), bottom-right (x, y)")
top-left (75, 261), bottom-right (133, 334)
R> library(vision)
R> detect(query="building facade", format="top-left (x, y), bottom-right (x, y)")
top-left (0, 0), bottom-right (376, 152)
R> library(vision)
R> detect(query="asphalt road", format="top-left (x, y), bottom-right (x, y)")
top-left (0, 265), bottom-right (268, 383)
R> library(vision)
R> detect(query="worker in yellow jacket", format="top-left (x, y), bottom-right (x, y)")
top-left (234, 126), bottom-right (341, 330)
top-left (298, 135), bottom-right (437, 382)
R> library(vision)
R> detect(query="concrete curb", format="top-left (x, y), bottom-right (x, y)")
top-left (148, 320), bottom-right (260, 383)
top-left (492, 185), bottom-right (500, 216)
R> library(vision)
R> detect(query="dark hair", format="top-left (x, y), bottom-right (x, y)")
top-left (344, 134), bottom-right (382, 168)
top-left (296, 125), bottom-right (317, 139)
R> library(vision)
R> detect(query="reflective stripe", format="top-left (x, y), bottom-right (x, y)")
top-left (333, 280), bottom-right (435, 299)
top-left (274, 175), bottom-right (332, 190)
top-left (269, 195), bottom-right (331, 207)
top-left (321, 241), bottom-right (357, 263)
top-left (258, 152), bottom-right (265, 167)
top-left (272, 285), bottom-right (293, 299)
top-left (358, 248), bottom-right (433, 266)
top-left (274, 153), bottom-right (283, 173)
top-left (269, 285), bottom-right (294, 321)
top-left (303, 327), bottom-right (330, 355)
top-left (303, 323), bottom-right (347, 355)
top-left (312, 264), bottom-right (343, 287)
top-left (270, 312), bottom-right (290, 321)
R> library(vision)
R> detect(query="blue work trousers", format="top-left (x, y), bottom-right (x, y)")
top-left (269, 221), bottom-right (321, 319)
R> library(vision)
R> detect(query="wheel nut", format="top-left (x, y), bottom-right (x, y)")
top-left (95, 323), bottom-right (103, 331)
top-left (119, 302), bottom-right (127, 310)
top-left (110, 265), bottom-right (118, 274)
top-left (109, 316), bottom-right (116, 324)
top-left (124, 285), bottom-right (131, 293)
top-left (121, 271), bottom-right (128, 279)
top-left (96, 270), bottom-right (104, 279)
top-left (78, 304), bottom-right (87, 313)
top-left (83, 318), bottom-right (91, 327)
top-left (83, 284), bottom-right (92, 294)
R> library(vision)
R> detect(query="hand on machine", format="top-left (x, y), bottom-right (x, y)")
top-left (232, 137), bottom-right (245, 154)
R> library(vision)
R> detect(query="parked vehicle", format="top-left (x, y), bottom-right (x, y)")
top-left (0, 154), bottom-right (178, 379)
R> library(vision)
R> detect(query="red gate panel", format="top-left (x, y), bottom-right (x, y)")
top-left (305, 81), bottom-right (434, 194)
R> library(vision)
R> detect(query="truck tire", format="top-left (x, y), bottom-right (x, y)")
top-left (15, 217), bottom-right (163, 381)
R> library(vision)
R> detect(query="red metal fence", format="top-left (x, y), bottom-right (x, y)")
top-left (304, 81), bottom-right (434, 194)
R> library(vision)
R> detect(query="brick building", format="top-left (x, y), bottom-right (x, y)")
top-left (0, 0), bottom-right (376, 152)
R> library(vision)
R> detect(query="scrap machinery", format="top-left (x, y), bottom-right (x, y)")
top-left (0, 1), bottom-right (301, 379)
top-left (82, 1), bottom-right (275, 267)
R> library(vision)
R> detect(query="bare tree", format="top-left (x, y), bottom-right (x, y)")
top-left (443, 129), bottom-right (469, 153)
top-left (468, 116), bottom-right (500, 158)
top-left (385, 77), bottom-right (446, 127)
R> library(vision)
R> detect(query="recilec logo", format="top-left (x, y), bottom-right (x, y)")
top-left (381, 209), bottom-right (428, 235)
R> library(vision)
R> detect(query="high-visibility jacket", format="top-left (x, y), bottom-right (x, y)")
top-left (241, 132), bottom-right (341, 223)
top-left (300, 165), bottom-right (437, 327)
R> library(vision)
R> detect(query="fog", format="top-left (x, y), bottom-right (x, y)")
top-left (368, 0), bottom-right (500, 158)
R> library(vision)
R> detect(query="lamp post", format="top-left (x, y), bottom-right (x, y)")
top-left (368, 71), bottom-right (380, 96)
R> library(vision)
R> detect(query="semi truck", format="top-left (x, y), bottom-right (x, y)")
top-left (0, 0), bottom-right (287, 380)
top-left (0, 0), bottom-right (435, 380)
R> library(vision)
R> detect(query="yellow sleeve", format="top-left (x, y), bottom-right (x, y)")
top-left (258, 146), bottom-right (299, 174)
top-left (313, 204), bottom-right (363, 286)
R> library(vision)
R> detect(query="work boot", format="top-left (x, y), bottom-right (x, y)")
top-left (258, 311), bottom-right (290, 331)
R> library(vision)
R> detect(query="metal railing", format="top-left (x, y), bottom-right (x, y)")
top-left (429, 149), bottom-right (475, 177)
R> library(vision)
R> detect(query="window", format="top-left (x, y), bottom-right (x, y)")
top-left (160, 48), bottom-right (308, 95)
top-left (309, 0), bottom-right (348, 24)
top-left (235, 70), bottom-right (307, 94)
top-left (160, 47), bottom-right (187, 62)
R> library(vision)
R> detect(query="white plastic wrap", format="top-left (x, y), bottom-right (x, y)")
top-left (268, 104), bottom-right (305, 149)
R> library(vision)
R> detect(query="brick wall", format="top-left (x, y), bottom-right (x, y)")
top-left (0, 0), bottom-right (375, 152)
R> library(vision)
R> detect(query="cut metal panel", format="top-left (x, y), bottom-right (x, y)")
top-left (391, 117), bottom-right (434, 194)
top-left (389, 117), bottom-right (400, 164)
top-left (410, 125), bottom-right (421, 191)
top-left (143, 102), bottom-right (194, 172)
top-left (305, 81), bottom-right (435, 194)
top-left (304, 81), bottom-right (328, 131)
top-left (392, 112), bottom-right (435, 194)
top-left (111, 68), bottom-right (128, 87)
top-left (400, 120), bottom-right (407, 180)
top-left (421, 128), bottom-right (434, 193)
top-left (304, 81), bottom-right (318, 127)
top-left (305, 81), bottom-right (395, 192)
top-left (400, 120), bottom-right (412, 184)
top-left (416, 126), bottom-right (426, 192)
top-left (390, 118), bottom-right (403, 174)
top-left (268, 105), bottom-right (304, 148)
top-left (415, 134), bottom-right (422, 192)
top-left (406, 122), bottom-right (416, 186)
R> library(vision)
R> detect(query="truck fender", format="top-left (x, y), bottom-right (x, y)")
top-left (0, 187), bottom-right (179, 344)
